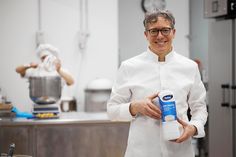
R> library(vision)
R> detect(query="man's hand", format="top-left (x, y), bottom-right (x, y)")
top-left (54, 59), bottom-right (61, 72)
top-left (29, 62), bottom-right (38, 68)
top-left (129, 93), bottom-right (161, 119)
top-left (174, 118), bottom-right (197, 143)
top-left (15, 62), bottom-right (38, 77)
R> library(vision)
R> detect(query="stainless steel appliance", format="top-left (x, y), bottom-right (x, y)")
top-left (84, 88), bottom-right (111, 112)
top-left (29, 76), bottom-right (62, 114)
top-left (84, 78), bottom-right (112, 112)
top-left (29, 76), bottom-right (61, 104)
top-left (205, 0), bottom-right (236, 156)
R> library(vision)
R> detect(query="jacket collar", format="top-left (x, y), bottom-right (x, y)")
top-left (145, 47), bottom-right (176, 63)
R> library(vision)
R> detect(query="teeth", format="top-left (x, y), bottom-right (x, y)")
top-left (156, 41), bottom-right (165, 45)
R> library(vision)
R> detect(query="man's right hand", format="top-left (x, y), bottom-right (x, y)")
top-left (129, 93), bottom-right (161, 119)
top-left (29, 62), bottom-right (38, 68)
top-left (16, 63), bottom-right (38, 77)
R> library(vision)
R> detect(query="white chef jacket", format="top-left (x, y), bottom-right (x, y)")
top-left (25, 63), bottom-right (66, 84)
top-left (25, 63), bottom-right (58, 78)
top-left (107, 48), bottom-right (208, 157)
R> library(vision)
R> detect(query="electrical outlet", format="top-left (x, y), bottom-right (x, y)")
top-left (78, 30), bottom-right (89, 50)
top-left (36, 31), bottom-right (45, 46)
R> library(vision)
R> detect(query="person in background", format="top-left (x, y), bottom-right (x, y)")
top-left (15, 44), bottom-right (74, 86)
top-left (107, 9), bottom-right (208, 157)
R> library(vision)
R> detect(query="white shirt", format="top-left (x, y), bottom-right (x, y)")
top-left (25, 64), bottom-right (58, 78)
top-left (107, 48), bottom-right (208, 157)
top-left (24, 62), bottom-right (67, 85)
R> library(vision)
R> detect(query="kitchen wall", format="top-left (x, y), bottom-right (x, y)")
top-left (0, 0), bottom-right (189, 112)
top-left (0, 0), bottom-right (118, 112)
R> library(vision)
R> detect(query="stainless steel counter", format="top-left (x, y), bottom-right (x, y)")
top-left (0, 112), bottom-right (130, 157)
top-left (0, 112), bottom-right (116, 126)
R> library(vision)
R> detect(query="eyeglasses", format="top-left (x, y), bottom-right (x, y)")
top-left (146, 27), bottom-right (172, 37)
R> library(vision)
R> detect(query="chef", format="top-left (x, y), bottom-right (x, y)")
top-left (15, 44), bottom-right (74, 86)
top-left (107, 9), bottom-right (208, 157)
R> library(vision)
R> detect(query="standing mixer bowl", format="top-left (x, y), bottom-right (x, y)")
top-left (29, 76), bottom-right (62, 104)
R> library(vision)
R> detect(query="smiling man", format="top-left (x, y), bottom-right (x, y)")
top-left (107, 9), bottom-right (208, 157)
top-left (144, 11), bottom-right (175, 61)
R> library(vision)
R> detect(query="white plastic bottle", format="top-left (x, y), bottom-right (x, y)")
top-left (43, 55), bottom-right (57, 72)
top-left (158, 90), bottom-right (180, 140)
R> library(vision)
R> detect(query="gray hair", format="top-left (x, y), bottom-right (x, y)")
top-left (143, 9), bottom-right (175, 30)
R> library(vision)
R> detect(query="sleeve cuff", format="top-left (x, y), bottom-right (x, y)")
top-left (119, 103), bottom-right (134, 121)
top-left (107, 102), bottom-right (134, 121)
top-left (189, 120), bottom-right (205, 138)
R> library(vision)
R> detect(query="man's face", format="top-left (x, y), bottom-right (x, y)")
top-left (144, 16), bottom-right (175, 56)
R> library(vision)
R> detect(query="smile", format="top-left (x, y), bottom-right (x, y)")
top-left (155, 41), bottom-right (167, 46)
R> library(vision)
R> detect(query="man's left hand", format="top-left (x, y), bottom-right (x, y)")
top-left (54, 59), bottom-right (61, 72)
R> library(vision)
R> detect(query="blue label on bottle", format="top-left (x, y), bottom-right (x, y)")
top-left (163, 94), bottom-right (173, 101)
top-left (159, 99), bottom-right (177, 122)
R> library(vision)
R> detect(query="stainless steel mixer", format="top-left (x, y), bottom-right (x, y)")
top-left (28, 76), bottom-right (62, 114)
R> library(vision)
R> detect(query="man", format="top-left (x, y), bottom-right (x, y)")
top-left (16, 44), bottom-right (74, 86)
top-left (107, 10), bottom-right (208, 157)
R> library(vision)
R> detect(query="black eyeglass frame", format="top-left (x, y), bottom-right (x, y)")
top-left (146, 27), bottom-right (173, 36)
